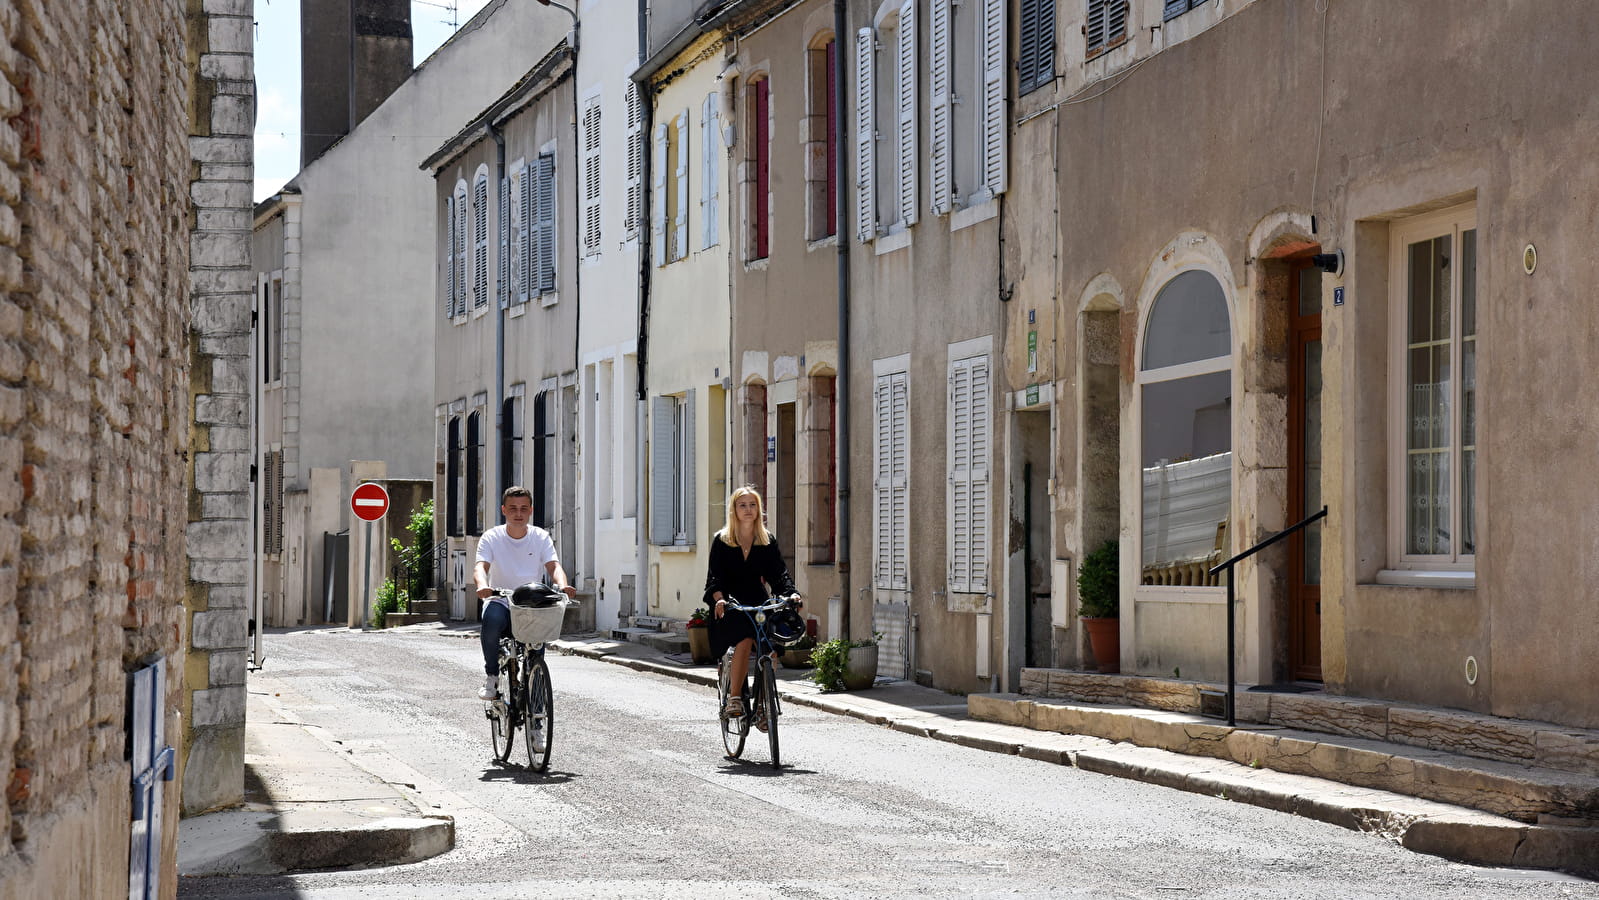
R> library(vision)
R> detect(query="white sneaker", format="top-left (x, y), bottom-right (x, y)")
top-left (478, 676), bottom-right (497, 701)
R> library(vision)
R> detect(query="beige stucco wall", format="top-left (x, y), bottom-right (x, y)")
top-left (1044, 0), bottom-right (1599, 728)
top-left (647, 40), bottom-right (734, 623)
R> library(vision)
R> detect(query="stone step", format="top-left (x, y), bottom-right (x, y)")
top-left (382, 613), bottom-right (436, 627)
top-left (636, 631), bottom-right (690, 654)
top-left (971, 692), bottom-right (1599, 828)
top-left (406, 601), bottom-right (444, 615)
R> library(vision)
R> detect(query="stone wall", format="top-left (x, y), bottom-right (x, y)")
top-left (0, 0), bottom-right (215, 896)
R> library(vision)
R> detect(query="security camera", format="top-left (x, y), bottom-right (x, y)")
top-left (1311, 250), bottom-right (1344, 277)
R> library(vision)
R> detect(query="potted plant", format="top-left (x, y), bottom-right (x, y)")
top-left (779, 633), bottom-right (816, 669)
top-left (809, 634), bottom-right (880, 692)
top-left (1077, 539), bottom-right (1120, 673)
top-left (686, 606), bottom-right (713, 664)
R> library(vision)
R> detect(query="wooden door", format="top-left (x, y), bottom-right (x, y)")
top-left (1288, 263), bottom-right (1324, 681)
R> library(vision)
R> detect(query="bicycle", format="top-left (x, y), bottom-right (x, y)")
top-left (484, 583), bottom-right (575, 772)
top-left (717, 594), bottom-right (803, 769)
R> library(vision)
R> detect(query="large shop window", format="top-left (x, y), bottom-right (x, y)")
top-left (1392, 206), bottom-right (1476, 569)
top-left (1140, 270), bottom-right (1231, 587)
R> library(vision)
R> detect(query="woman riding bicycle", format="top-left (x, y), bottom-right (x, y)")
top-left (703, 485), bottom-right (801, 730)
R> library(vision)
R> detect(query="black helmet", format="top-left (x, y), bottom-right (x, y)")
top-left (766, 608), bottom-right (806, 647)
top-left (510, 582), bottom-right (564, 608)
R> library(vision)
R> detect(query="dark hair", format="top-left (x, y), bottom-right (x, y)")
top-left (501, 485), bottom-right (532, 504)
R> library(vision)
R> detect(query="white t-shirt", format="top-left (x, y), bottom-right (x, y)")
top-left (476, 525), bottom-right (558, 608)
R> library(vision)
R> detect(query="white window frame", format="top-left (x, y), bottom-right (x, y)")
top-left (947, 337), bottom-right (992, 596)
top-left (873, 354), bottom-right (911, 594)
top-left (1385, 203), bottom-right (1478, 576)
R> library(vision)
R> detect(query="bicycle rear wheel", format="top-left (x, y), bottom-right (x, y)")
top-left (718, 659), bottom-right (747, 759)
top-left (489, 658), bottom-right (518, 762)
top-left (524, 654), bottom-right (554, 772)
top-left (760, 657), bottom-right (781, 769)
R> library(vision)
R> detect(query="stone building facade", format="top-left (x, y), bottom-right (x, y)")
top-left (0, 0), bottom-right (251, 897)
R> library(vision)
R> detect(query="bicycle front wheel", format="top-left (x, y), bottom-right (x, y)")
top-left (524, 654), bottom-right (554, 772)
top-left (760, 657), bottom-right (781, 769)
top-left (718, 659), bottom-right (746, 759)
top-left (489, 660), bottom-right (518, 763)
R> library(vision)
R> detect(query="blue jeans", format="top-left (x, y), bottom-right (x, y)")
top-left (481, 601), bottom-right (510, 676)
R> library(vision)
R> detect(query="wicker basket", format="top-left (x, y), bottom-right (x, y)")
top-left (509, 602), bottom-right (567, 645)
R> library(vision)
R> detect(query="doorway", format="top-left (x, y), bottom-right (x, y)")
top-left (776, 401), bottom-right (797, 577)
top-left (1287, 263), bottom-right (1323, 681)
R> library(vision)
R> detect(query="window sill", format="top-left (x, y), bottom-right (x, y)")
top-left (472, 303), bottom-right (490, 320)
top-left (659, 543), bottom-right (696, 553)
top-left (950, 197), bottom-right (999, 233)
top-left (539, 291), bottom-right (559, 309)
top-left (1374, 570), bottom-right (1475, 589)
top-left (874, 228), bottom-right (912, 256)
top-left (508, 302), bottom-right (528, 319)
top-left (806, 234), bottom-right (838, 253)
top-left (743, 256), bottom-right (770, 273)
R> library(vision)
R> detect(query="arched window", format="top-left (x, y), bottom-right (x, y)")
top-left (1139, 270), bottom-right (1232, 585)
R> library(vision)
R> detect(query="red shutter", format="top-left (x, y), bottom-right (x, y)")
top-left (754, 78), bottom-right (771, 259)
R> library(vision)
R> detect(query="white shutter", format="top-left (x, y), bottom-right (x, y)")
top-left (652, 122), bottom-right (668, 266)
top-left (535, 155), bottom-right (556, 294)
top-left (854, 27), bottom-right (876, 243)
top-left (874, 374), bottom-right (892, 587)
top-left (673, 110), bottom-right (689, 260)
top-left (472, 175), bottom-right (488, 307)
top-left (509, 167), bottom-right (524, 303)
top-left (682, 388), bottom-right (697, 543)
top-left (650, 396), bottom-right (675, 545)
top-left (929, 0), bottom-right (952, 216)
top-left (625, 81), bottom-right (644, 239)
top-left (888, 371), bottom-right (909, 590)
top-left (948, 355), bottom-right (990, 593)
top-left (444, 195), bottom-right (455, 318)
top-left (895, 0), bottom-right (918, 227)
top-left (454, 188), bottom-right (468, 316)
top-left (980, 0), bottom-right (1007, 197)
top-left (701, 92), bottom-right (720, 250)
top-left (582, 99), bottom-right (602, 256)
top-left (518, 163), bottom-right (532, 303)
top-left (499, 175), bottom-right (509, 308)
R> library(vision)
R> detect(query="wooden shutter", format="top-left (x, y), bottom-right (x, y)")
top-left (702, 92), bottom-right (720, 250)
top-left (980, 0), bottom-right (1007, 196)
top-left (854, 27), bottom-right (876, 243)
top-left (625, 81), bottom-right (644, 238)
top-left (509, 167), bottom-right (524, 303)
top-left (753, 79), bottom-right (769, 258)
top-left (444, 195), bottom-right (456, 317)
top-left (652, 122), bottom-right (668, 266)
top-left (535, 154), bottom-right (556, 293)
top-left (874, 374), bottom-right (892, 587)
top-left (1086, 0), bottom-right (1106, 53)
top-left (682, 388), bottom-right (697, 543)
top-left (1107, 0), bottom-right (1128, 45)
top-left (874, 370), bottom-right (909, 590)
top-left (472, 174), bottom-right (488, 307)
top-left (948, 355), bottom-right (991, 593)
top-left (454, 187), bottom-right (468, 316)
top-left (518, 163), bottom-right (532, 303)
top-left (895, 0), bottom-right (917, 227)
top-left (673, 110), bottom-right (689, 261)
top-left (498, 174), bottom-right (509, 308)
top-left (929, 0), bottom-right (952, 216)
top-left (582, 99), bottom-right (602, 256)
top-left (650, 396), bottom-right (675, 545)
top-left (1164, 0), bottom-right (1191, 21)
top-left (1020, 0), bottom-right (1055, 94)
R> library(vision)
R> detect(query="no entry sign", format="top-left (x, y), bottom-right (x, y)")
top-left (350, 482), bottom-right (390, 522)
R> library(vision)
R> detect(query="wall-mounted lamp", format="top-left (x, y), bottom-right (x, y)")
top-left (1310, 249), bottom-right (1344, 277)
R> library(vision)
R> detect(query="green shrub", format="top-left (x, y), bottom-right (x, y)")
top-left (808, 634), bottom-right (878, 693)
top-left (1077, 539), bottom-right (1120, 619)
top-left (373, 578), bottom-right (401, 628)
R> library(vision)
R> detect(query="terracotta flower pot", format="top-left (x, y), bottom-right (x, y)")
top-left (1081, 616), bottom-right (1120, 674)
top-left (687, 624), bottom-right (713, 664)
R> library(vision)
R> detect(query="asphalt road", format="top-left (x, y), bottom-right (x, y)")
top-left (180, 627), bottom-right (1598, 899)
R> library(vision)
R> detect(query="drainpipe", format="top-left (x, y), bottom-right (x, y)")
top-left (833, 0), bottom-right (852, 638)
top-left (634, 0), bottom-right (653, 622)
top-left (491, 124), bottom-right (506, 514)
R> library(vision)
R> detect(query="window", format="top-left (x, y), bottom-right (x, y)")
top-left (472, 172), bottom-right (489, 309)
top-left (1162, 0), bottom-right (1208, 22)
top-left (1391, 205), bottom-right (1477, 567)
top-left (702, 90), bottom-right (721, 251)
top-left (625, 82), bottom-right (645, 240)
top-left (853, 26), bottom-right (877, 242)
top-left (582, 97), bottom-right (602, 257)
top-left (501, 388), bottom-right (523, 500)
top-left (1085, 0), bottom-right (1128, 57)
top-left (948, 349), bottom-right (991, 593)
top-left (447, 414), bottom-right (463, 536)
top-left (525, 154), bottom-right (556, 297)
top-left (807, 375), bottom-right (838, 564)
top-left (466, 408), bottom-right (484, 534)
top-left (1139, 270), bottom-right (1231, 586)
top-left (650, 392), bottom-right (696, 545)
top-left (805, 35), bottom-right (838, 241)
top-left (447, 182), bottom-right (468, 317)
top-left (260, 275), bottom-right (283, 383)
top-left (653, 111), bottom-right (691, 265)
top-left (873, 361), bottom-right (909, 590)
top-left (1018, 0), bottom-right (1055, 95)
top-left (532, 390), bottom-right (554, 528)
top-left (747, 78), bottom-right (769, 259)
top-left (930, 0), bottom-right (1007, 215)
top-left (261, 448), bottom-right (283, 556)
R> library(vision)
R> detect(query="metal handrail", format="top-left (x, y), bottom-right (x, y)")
top-left (1207, 505), bottom-right (1327, 725)
top-left (393, 537), bottom-right (451, 613)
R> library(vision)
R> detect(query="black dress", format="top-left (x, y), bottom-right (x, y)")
top-left (702, 530), bottom-right (797, 658)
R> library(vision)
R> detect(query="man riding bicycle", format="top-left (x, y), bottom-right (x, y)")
top-left (474, 486), bottom-right (577, 700)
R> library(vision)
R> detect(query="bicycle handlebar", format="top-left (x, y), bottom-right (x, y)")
top-left (719, 594), bottom-right (800, 613)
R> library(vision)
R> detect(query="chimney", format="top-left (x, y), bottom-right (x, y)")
top-left (300, 0), bottom-right (414, 167)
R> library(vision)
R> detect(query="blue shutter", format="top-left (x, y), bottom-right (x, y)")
top-left (535, 154), bottom-right (557, 294)
top-left (651, 396), bottom-right (675, 545)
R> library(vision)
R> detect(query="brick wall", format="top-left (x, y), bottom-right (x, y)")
top-left (0, 0), bottom-right (243, 896)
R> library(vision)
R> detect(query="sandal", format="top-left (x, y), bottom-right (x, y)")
top-left (753, 705), bottom-right (768, 733)
top-left (723, 695), bottom-right (744, 718)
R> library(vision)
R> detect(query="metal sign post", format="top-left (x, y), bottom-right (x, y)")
top-left (350, 482), bottom-right (391, 630)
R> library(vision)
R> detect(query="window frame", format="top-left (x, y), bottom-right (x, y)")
top-left (1386, 203), bottom-right (1478, 573)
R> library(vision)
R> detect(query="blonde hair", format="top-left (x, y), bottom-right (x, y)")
top-left (719, 485), bottom-right (772, 547)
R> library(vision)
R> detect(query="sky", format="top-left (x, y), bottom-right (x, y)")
top-left (253, 0), bottom-right (495, 203)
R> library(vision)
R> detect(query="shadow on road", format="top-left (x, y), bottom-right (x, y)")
top-left (715, 759), bottom-right (818, 777)
top-left (478, 764), bottom-right (581, 786)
